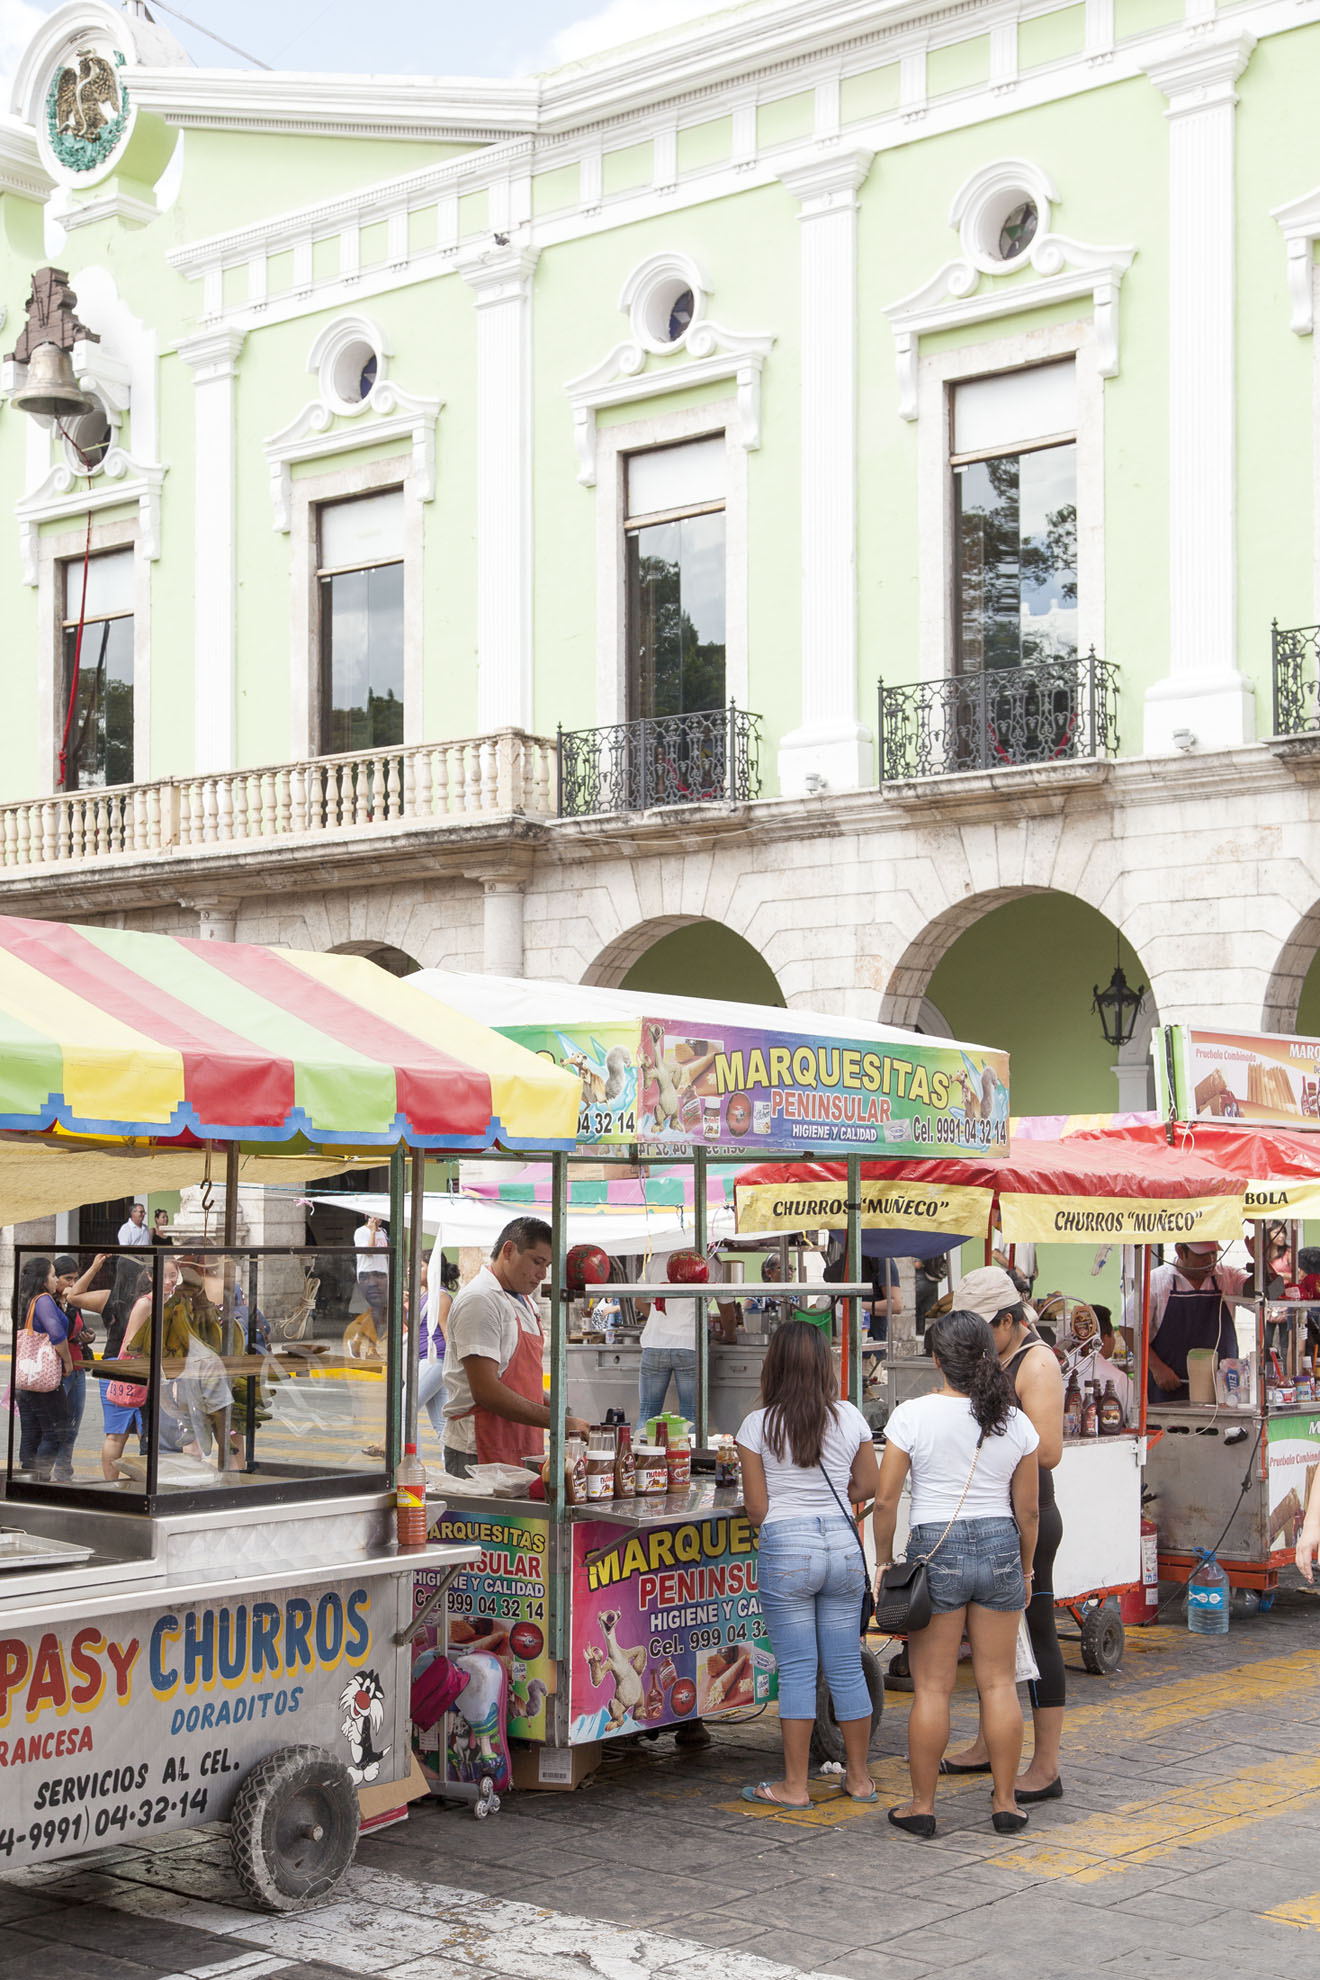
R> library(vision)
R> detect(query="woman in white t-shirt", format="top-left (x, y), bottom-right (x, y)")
top-left (737, 1322), bottom-right (881, 1809)
top-left (873, 1310), bottom-right (1040, 1839)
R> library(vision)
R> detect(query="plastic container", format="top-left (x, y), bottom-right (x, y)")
top-left (635, 1443), bottom-right (667, 1495)
top-left (614, 1424), bottom-right (636, 1499)
top-left (666, 1439), bottom-right (691, 1493)
top-left (395, 1442), bottom-right (428, 1549)
top-left (586, 1428), bottom-right (616, 1502)
top-left (1187, 1548), bottom-right (1230, 1635)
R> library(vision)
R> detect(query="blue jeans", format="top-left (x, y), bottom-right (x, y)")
top-left (756, 1515), bottom-right (871, 1722)
top-left (53, 1368), bottom-right (85, 1482)
top-left (639, 1347), bottom-right (696, 1428)
top-left (906, 1517), bottom-right (1026, 1614)
top-left (417, 1358), bottom-right (447, 1436)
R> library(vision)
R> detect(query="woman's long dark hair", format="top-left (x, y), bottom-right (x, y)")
top-left (758, 1320), bottom-right (840, 1467)
top-left (927, 1309), bottom-right (1016, 1437)
top-left (17, 1256), bottom-right (52, 1314)
top-left (104, 1257), bottom-right (151, 1359)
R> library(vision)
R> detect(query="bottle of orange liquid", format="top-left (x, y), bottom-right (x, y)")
top-left (395, 1442), bottom-right (428, 1548)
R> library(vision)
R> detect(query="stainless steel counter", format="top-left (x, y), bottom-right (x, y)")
top-left (567, 1338), bottom-right (766, 1433)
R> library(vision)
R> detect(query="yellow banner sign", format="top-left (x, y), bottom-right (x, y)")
top-left (1245, 1180), bottom-right (1320, 1220)
top-left (734, 1181), bottom-right (993, 1237)
top-left (1000, 1192), bottom-right (1246, 1245)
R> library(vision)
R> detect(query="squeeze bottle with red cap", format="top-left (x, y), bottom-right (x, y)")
top-left (395, 1442), bottom-right (428, 1548)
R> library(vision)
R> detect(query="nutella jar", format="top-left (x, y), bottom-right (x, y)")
top-left (586, 1429), bottom-right (616, 1502)
top-left (565, 1436), bottom-right (588, 1505)
top-left (635, 1443), bottom-right (667, 1495)
top-left (666, 1439), bottom-right (691, 1493)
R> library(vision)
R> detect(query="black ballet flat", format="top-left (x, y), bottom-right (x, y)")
top-left (1014, 1779), bottom-right (1063, 1804)
top-left (888, 1807), bottom-right (937, 1838)
top-left (992, 1809), bottom-right (1029, 1833)
top-left (939, 1758), bottom-right (992, 1775)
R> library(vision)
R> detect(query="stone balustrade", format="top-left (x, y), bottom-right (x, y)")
top-left (0, 730), bottom-right (559, 870)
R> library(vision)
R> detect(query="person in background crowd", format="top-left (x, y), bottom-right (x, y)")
top-left (825, 1238), bottom-right (902, 1342)
top-left (1052, 1298), bottom-right (1134, 1425)
top-left (354, 1214), bottom-right (390, 1329)
top-left (15, 1256), bottom-right (72, 1480)
top-left (418, 1253), bottom-right (460, 1436)
top-left (915, 1252), bottom-right (951, 1329)
top-left (942, 1265), bottom-right (1066, 1804)
top-left (52, 1252), bottom-right (109, 1483)
top-left (1147, 1241), bottom-right (1254, 1403)
top-left (117, 1201), bottom-right (150, 1248)
top-left (737, 1321), bottom-right (880, 1808)
top-left (151, 1208), bottom-right (173, 1247)
top-left (100, 1257), bottom-right (153, 1478)
top-left (874, 1309), bottom-right (1039, 1838)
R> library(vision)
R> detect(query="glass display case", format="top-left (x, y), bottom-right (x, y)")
top-left (8, 1244), bottom-right (394, 1515)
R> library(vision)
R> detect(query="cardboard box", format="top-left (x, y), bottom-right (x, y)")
top-left (357, 1752), bottom-right (430, 1833)
top-left (510, 1740), bottom-right (602, 1792)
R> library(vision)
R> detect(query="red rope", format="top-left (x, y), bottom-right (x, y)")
top-left (55, 424), bottom-right (98, 792)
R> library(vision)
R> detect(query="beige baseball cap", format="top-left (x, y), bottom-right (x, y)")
top-left (953, 1265), bottom-right (1023, 1323)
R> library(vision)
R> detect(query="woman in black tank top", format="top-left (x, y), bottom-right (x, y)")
top-left (942, 1273), bottom-right (1067, 1801)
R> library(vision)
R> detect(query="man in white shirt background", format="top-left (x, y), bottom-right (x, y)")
top-left (354, 1213), bottom-right (389, 1330)
top-left (1146, 1241), bottom-right (1253, 1404)
top-left (117, 1202), bottom-right (150, 1248)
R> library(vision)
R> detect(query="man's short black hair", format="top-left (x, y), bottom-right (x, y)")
top-left (492, 1216), bottom-right (553, 1259)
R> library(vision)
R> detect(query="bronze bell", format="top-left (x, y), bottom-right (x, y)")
top-left (10, 340), bottom-right (98, 420)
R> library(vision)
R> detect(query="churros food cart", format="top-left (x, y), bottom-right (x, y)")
top-left (0, 917), bottom-right (579, 1904)
top-left (402, 970), bottom-right (1009, 1776)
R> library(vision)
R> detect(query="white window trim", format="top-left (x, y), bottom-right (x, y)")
top-left (38, 517), bottom-right (149, 793)
top-left (916, 320), bottom-right (1104, 683)
top-left (883, 231), bottom-right (1135, 421)
top-left (566, 323), bottom-right (773, 486)
top-left (288, 458), bottom-right (423, 759)
top-left (591, 399), bottom-right (748, 728)
top-left (265, 382), bottom-right (441, 532)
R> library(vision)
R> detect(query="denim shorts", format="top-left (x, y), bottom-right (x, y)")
top-left (906, 1517), bottom-right (1025, 1614)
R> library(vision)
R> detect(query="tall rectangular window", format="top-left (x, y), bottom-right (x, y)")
top-left (952, 361), bottom-right (1078, 672)
top-left (61, 549), bottom-right (134, 790)
top-left (625, 437), bottom-right (726, 719)
top-left (317, 489), bottom-right (404, 755)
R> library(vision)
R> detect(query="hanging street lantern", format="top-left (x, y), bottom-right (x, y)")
top-left (1092, 963), bottom-right (1147, 1050)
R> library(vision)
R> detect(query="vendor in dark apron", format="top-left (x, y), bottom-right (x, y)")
top-left (1148, 1242), bottom-right (1241, 1403)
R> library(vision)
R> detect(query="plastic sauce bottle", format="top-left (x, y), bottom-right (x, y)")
top-left (1098, 1381), bottom-right (1125, 1436)
top-left (1082, 1381), bottom-right (1100, 1438)
top-left (1063, 1372), bottom-right (1083, 1438)
top-left (395, 1442), bottom-right (428, 1548)
top-left (1187, 1548), bottom-right (1230, 1635)
top-left (614, 1424), bottom-right (636, 1499)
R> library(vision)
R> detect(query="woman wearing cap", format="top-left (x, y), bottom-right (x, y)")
top-left (942, 1264), bottom-right (1067, 1803)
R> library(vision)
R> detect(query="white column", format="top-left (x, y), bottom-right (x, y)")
top-left (775, 149), bottom-right (875, 796)
top-left (1143, 34), bottom-right (1256, 755)
top-left (178, 328), bottom-right (245, 773)
top-left (462, 246), bottom-right (539, 735)
top-left (482, 879), bottom-right (525, 976)
top-left (185, 896), bottom-right (239, 942)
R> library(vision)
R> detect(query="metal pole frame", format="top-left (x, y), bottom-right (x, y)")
top-left (845, 1151), bottom-right (862, 1407)
top-left (694, 1143), bottom-right (709, 1444)
top-left (549, 1150), bottom-right (569, 1659)
top-left (406, 1151), bottom-right (425, 1451)
top-left (386, 1146), bottom-right (406, 1474)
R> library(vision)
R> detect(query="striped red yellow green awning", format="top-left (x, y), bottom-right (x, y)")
top-left (0, 916), bottom-right (580, 1149)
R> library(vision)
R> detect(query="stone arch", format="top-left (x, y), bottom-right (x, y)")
top-left (1262, 907), bottom-right (1320, 1034)
top-left (880, 887), bottom-right (1046, 1028)
top-left (328, 939), bottom-right (422, 979)
top-left (584, 916), bottom-right (700, 988)
top-left (583, 914), bottom-right (785, 1006)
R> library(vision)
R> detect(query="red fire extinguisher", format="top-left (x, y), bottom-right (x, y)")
top-left (1120, 1516), bottom-right (1160, 1626)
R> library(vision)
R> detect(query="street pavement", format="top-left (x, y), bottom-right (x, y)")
top-left (3, 1590), bottom-right (1320, 1979)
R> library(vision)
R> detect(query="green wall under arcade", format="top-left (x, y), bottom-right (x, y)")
top-left (927, 893), bottom-right (1150, 1315)
top-left (620, 922), bottom-right (786, 1006)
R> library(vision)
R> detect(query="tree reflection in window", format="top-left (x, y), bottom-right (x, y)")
top-left (627, 512), bottom-right (726, 718)
top-left (954, 444), bottom-right (1077, 672)
top-left (63, 615), bottom-right (133, 790)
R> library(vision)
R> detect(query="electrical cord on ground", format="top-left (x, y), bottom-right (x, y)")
top-left (1150, 1418), bottom-right (1264, 1620)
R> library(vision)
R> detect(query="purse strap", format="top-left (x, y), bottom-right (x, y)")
top-left (819, 1439), bottom-right (870, 1579)
top-left (23, 1299), bottom-right (36, 1336)
top-left (915, 1431), bottom-right (986, 1566)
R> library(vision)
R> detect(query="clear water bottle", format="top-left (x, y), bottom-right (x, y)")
top-left (1187, 1547), bottom-right (1229, 1635)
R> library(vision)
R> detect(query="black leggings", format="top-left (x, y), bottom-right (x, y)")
top-left (1025, 1497), bottom-right (1066, 1712)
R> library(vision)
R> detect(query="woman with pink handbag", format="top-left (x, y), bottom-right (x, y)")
top-left (14, 1257), bottom-right (72, 1480)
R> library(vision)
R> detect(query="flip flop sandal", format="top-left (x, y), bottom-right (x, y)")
top-left (838, 1784), bottom-right (879, 1803)
top-left (741, 1782), bottom-right (811, 1808)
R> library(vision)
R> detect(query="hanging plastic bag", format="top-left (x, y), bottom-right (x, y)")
top-left (1014, 1613), bottom-right (1039, 1684)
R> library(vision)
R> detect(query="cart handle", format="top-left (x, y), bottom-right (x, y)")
top-left (395, 1563), bottom-right (465, 1647)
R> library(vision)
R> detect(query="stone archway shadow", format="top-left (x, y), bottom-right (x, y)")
top-left (1262, 906), bottom-right (1320, 1034)
top-left (879, 887), bottom-right (1046, 1028)
top-left (328, 939), bottom-right (422, 979)
top-left (584, 916), bottom-right (702, 988)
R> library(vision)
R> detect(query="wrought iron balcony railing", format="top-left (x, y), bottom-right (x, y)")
top-left (1271, 620), bottom-right (1320, 737)
top-left (877, 652), bottom-right (1119, 784)
top-left (557, 703), bottom-right (762, 818)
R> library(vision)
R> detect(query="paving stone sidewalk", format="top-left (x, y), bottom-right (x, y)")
top-left (4, 1590), bottom-right (1320, 1980)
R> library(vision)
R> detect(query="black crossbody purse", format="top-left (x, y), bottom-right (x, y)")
top-left (871, 1433), bottom-right (985, 1637)
top-left (819, 1458), bottom-right (875, 1637)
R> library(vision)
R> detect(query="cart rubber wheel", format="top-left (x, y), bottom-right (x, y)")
top-left (809, 1648), bottom-right (884, 1766)
top-left (229, 1744), bottom-right (360, 1912)
top-left (1079, 1604), bottom-right (1125, 1677)
top-left (884, 1644), bottom-right (913, 1693)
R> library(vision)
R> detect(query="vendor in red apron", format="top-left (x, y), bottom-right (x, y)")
top-left (441, 1216), bottom-right (590, 1477)
top-left (1146, 1241), bottom-right (1251, 1404)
